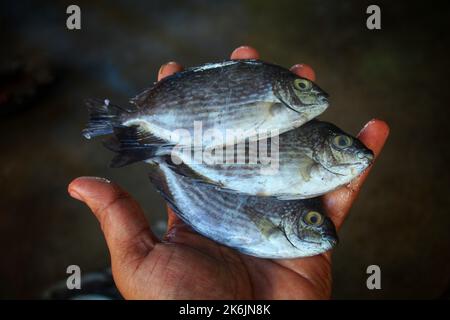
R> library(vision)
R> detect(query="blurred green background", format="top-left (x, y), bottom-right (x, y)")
top-left (1, 0), bottom-right (449, 299)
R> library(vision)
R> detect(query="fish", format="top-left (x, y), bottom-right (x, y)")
top-left (149, 162), bottom-right (338, 258)
top-left (103, 120), bottom-right (374, 200)
top-left (82, 59), bottom-right (329, 149)
top-left (174, 120), bottom-right (375, 199)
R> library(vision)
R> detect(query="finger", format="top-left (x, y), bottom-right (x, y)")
top-left (290, 64), bottom-right (316, 82)
top-left (166, 206), bottom-right (179, 229)
top-left (165, 205), bottom-right (190, 237)
top-left (323, 119), bottom-right (390, 230)
top-left (68, 177), bottom-right (158, 264)
top-left (230, 45), bottom-right (260, 60)
top-left (158, 61), bottom-right (184, 81)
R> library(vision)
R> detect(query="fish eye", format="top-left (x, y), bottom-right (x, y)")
top-left (303, 211), bottom-right (324, 226)
top-left (294, 78), bottom-right (312, 91)
top-left (333, 135), bottom-right (353, 149)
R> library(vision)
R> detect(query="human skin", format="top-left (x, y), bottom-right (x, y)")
top-left (68, 46), bottom-right (390, 299)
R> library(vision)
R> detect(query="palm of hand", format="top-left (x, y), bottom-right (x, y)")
top-left (68, 46), bottom-right (389, 299)
top-left (117, 221), bottom-right (331, 299)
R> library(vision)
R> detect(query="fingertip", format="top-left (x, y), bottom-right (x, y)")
top-left (230, 45), bottom-right (260, 60)
top-left (68, 187), bottom-right (83, 202)
top-left (68, 176), bottom-right (115, 203)
top-left (68, 178), bottom-right (82, 199)
top-left (290, 64), bottom-right (316, 81)
top-left (167, 206), bottom-right (180, 227)
top-left (367, 119), bottom-right (390, 138)
top-left (158, 61), bottom-right (184, 81)
top-left (357, 119), bottom-right (390, 156)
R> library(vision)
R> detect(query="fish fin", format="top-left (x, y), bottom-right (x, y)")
top-left (103, 126), bottom-right (174, 168)
top-left (299, 158), bottom-right (317, 182)
top-left (82, 98), bottom-right (131, 139)
top-left (162, 156), bottom-right (225, 188)
top-left (245, 206), bottom-right (279, 239)
top-left (147, 164), bottom-right (184, 217)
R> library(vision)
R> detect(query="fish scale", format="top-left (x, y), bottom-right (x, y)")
top-left (151, 163), bottom-right (337, 258)
top-left (135, 65), bottom-right (273, 110)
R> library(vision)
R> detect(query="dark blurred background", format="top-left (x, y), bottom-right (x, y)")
top-left (1, 0), bottom-right (449, 299)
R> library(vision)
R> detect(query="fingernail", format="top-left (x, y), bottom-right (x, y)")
top-left (68, 176), bottom-right (111, 201)
top-left (80, 176), bottom-right (111, 184)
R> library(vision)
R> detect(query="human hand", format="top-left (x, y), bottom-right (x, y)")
top-left (68, 46), bottom-right (389, 299)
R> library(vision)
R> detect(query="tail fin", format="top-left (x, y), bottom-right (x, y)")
top-left (103, 125), bottom-right (174, 168)
top-left (82, 98), bottom-right (130, 139)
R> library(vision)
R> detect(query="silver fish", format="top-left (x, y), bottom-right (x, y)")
top-left (149, 162), bottom-right (338, 259)
top-left (82, 59), bottom-right (329, 149)
top-left (103, 120), bottom-right (373, 199)
top-left (171, 120), bottom-right (374, 199)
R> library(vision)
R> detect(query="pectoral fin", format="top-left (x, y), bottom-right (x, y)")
top-left (299, 158), bottom-right (317, 182)
top-left (245, 207), bottom-right (279, 239)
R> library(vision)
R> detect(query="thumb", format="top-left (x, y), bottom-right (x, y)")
top-left (68, 177), bottom-right (158, 267)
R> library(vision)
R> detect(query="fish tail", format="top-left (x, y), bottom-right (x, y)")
top-left (103, 125), bottom-right (174, 168)
top-left (82, 98), bottom-right (129, 139)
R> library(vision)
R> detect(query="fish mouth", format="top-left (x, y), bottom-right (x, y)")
top-left (318, 95), bottom-right (329, 104)
top-left (300, 235), bottom-right (337, 250)
top-left (357, 150), bottom-right (374, 164)
top-left (277, 96), bottom-right (329, 114)
top-left (324, 160), bottom-right (371, 175)
top-left (310, 96), bottom-right (329, 110)
top-left (322, 233), bottom-right (338, 249)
